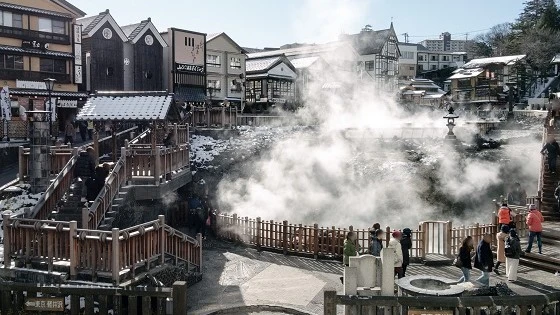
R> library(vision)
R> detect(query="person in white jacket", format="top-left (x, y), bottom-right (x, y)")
top-left (388, 230), bottom-right (404, 278)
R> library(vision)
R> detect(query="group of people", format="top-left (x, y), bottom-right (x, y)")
top-left (74, 147), bottom-right (111, 201)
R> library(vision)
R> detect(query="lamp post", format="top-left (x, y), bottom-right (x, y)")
top-left (505, 81), bottom-right (516, 119)
top-left (44, 78), bottom-right (56, 140)
top-left (443, 106), bottom-right (459, 141)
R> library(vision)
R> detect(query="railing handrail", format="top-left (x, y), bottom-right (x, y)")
top-left (97, 126), bottom-right (138, 144)
top-left (129, 128), bottom-right (151, 145)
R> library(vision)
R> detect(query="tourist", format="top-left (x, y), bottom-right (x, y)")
top-left (343, 231), bottom-right (359, 266)
top-left (163, 132), bottom-right (175, 148)
top-left (525, 204), bottom-right (544, 254)
top-left (540, 137), bottom-right (560, 174)
top-left (554, 181), bottom-right (560, 211)
top-left (458, 236), bottom-right (474, 283)
top-left (497, 203), bottom-right (513, 231)
top-left (507, 183), bottom-right (527, 206)
top-left (505, 229), bottom-right (522, 282)
top-left (64, 120), bottom-right (76, 146)
top-left (401, 228), bottom-right (413, 277)
top-left (474, 234), bottom-right (494, 286)
top-left (78, 121), bottom-right (87, 142)
top-left (87, 121), bottom-right (94, 140)
top-left (370, 229), bottom-right (383, 256)
top-left (74, 148), bottom-right (96, 179)
top-left (495, 225), bottom-right (510, 275)
top-left (388, 230), bottom-right (404, 279)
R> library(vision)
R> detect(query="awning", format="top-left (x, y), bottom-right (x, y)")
top-left (174, 86), bottom-right (206, 102)
top-left (10, 89), bottom-right (88, 98)
top-left (0, 44), bottom-right (74, 58)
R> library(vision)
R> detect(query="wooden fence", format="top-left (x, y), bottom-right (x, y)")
top-left (324, 290), bottom-right (560, 315)
top-left (126, 143), bottom-right (190, 186)
top-left (0, 281), bottom-right (188, 315)
top-left (237, 115), bottom-right (291, 127)
top-left (191, 107), bottom-right (238, 128)
top-left (18, 146), bottom-right (76, 181)
top-left (3, 215), bottom-right (202, 285)
top-left (0, 120), bottom-right (28, 139)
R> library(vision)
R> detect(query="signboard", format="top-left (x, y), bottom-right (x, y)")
top-left (175, 63), bottom-right (204, 73)
top-left (73, 24), bottom-right (83, 84)
top-left (270, 98), bottom-right (286, 104)
top-left (22, 40), bottom-right (49, 50)
top-left (16, 80), bottom-right (47, 90)
top-left (1, 86), bottom-right (11, 121)
top-left (46, 97), bottom-right (57, 121)
top-left (73, 24), bottom-right (82, 44)
top-left (408, 310), bottom-right (453, 315)
top-left (25, 297), bottom-right (64, 312)
top-left (58, 100), bottom-right (77, 108)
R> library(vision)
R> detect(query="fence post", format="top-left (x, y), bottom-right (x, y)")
top-left (196, 233), bottom-right (203, 269)
top-left (159, 215), bottom-right (165, 265)
top-left (173, 123), bottom-right (178, 144)
top-left (69, 220), bottom-right (77, 279)
top-left (323, 291), bottom-right (337, 315)
top-left (172, 281), bottom-right (188, 315)
top-left (446, 221), bottom-right (453, 257)
top-left (313, 223), bottom-right (319, 259)
top-left (256, 217), bottom-right (262, 251)
top-left (232, 214), bottom-right (238, 243)
top-left (3, 213), bottom-right (11, 268)
top-left (283, 220), bottom-right (288, 255)
top-left (93, 131), bottom-right (99, 165)
top-left (154, 147), bottom-right (161, 186)
top-left (112, 228), bottom-right (120, 285)
top-left (120, 146), bottom-right (127, 184)
top-left (81, 207), bottom-right (89, 229)
top-left (18, 146), bottom-right (24, 182)
top-left (221, 107), bottom-right (226, 128)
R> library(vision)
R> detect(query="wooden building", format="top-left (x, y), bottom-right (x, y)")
top-left (121, 18), bottom-right (167, 91)
top-left (77, 9), bottom-right (127, 92)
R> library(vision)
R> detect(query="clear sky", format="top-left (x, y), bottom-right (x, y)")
top-left (70, 0), bottom-right (526, 48)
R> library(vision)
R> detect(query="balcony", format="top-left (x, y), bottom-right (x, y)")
top-left (0, 26), bottom-right (70, 44)
top-left (1, 69), bottom-right (71, 84)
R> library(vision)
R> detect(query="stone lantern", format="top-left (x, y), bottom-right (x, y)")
top-left (27, 110), bottom-right (51, 193)
top-left (443, 107), bottom-right (459, 141)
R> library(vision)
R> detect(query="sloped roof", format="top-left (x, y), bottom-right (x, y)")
top-left (76, 92), bottom-right (173, 121)
top-left (207, 33), bottom-right (220, 41)
top-left (0, 2), bottom-right (72, 18)
top-left (0, 44), bottom-right (73, 58)
top-left (78, 11), bottom-right (107, 34)
top-left (462, 55), bottom-right (526, 69)
top-left (206, 32), bottom-right (246, 53)
top-left (399, 42), bottom-right (428, 51)
top-left (551, 53), bottom-right (560, 64)
top-left (448, 68), bottom-right (485, 80)
top-left (246, 56), bottom-right (282, 72)
top-left (243, 47), bottom-right (265, 54)
top-left (344, 28), bottom-right (391, 55)
top-left (77, 10), bottom-right (128, 42)
top-left (291, 56), bottom-right (320, 69)
top-left (247, 41), bottom-right (349, 59)
top-left (121, 21), bottom-right (146, 40)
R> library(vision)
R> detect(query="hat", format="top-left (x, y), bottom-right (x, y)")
top-left (392, 230), bottom-right (402, 238)
top-left (529, 204), bottom-right (537, 210)
top-left (402, 228), bottom-right (412, 236)
top-left (500, 225), bottom-right (510, 233)
top-left (501, 203), bottom-right (508, 207)
top-left (510, 229), bottom-right (518, 238)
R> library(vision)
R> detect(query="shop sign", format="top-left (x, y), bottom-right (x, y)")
top-left (175, 63), bottom-right (204, 73)
top-left (16, 80), bottom-right (46, 90)
top-left (22, 40), bottom-right (49, 50)
top-left (1, 86), bottom-right (11, 121)
top-left (58, 100), bottom-right (77, 108)
top-left (74, 24), bottom-right (83, 84)
top-left (25, 297), bottom-right (64, 312)
top-left (271, 98), bottom-right (286, 104)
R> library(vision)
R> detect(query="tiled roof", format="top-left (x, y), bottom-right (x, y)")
top-left (10, 90), bottom-right (88, 98)
top-left (0, 44), bottom-right (73, 58)
top-left (55, 0), bottom-right (86, 17)
top-left (291, 56), bottom-right (320, 69)
top-left (206, 33), bottom-right (221, 41)
top-left (247, 42), bottom-right (346, 59)
top-left (121, 20), bottom-right (150, 40)
top-left (76, 92), bottom-right (173, 121)
top-left (0, 2), bottom-right (72, 18)
top-left (78, 11), bottom-right (108, 34)
top-left (462, 55), bottom-right (526, 69)
top-left (243, 47), bottom-right (265, 54)
top-left (246, 56), bottom-right (282, 72)
top-left (344, 29), bottom-right (391, 55)
top-left (174, 86), bottom-right (206, 102)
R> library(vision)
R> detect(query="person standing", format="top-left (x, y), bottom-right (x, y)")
top-left (458, 236), bottom-right (474, 283)
top-left (343, 231), bottom-right (358, 266)
top-left (495, 225), bottom-right (510, 275)
top-left (78, 121), bottom-right (87, 142)
top-left (505, 229), bottom-right (522, 282)
top-left (401, 228), bottom-right (413, 277)
top-left (507, 183), bottom-right (527, 206)
top-left (64, 120), bottom-right (75, 146)
top-left (541, 137), bottom-right (560, 174)
top-left (525, 204), bottom-right (545, 254)
top-left (369, 229), bottom-right (383, 257)
top-left (554, 181), bottom-right (560, 211)
top-left (474, 234), bottom-right (494, 286)
top-left (388, 230), bottom-right (404, 279)
top-left (87, 121), bottom-right (94, 140)
top-left (497, 203), bottom-right (513, 230)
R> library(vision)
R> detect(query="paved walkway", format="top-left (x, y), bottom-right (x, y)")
top-left (188, 239), bottom-right (560, 315)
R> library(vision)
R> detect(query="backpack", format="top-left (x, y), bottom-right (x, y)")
top-left (504, 237), bottom-right (514, 258)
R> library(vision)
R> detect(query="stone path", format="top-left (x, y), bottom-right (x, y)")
top-left (187, 239), bottom-right (560, 315)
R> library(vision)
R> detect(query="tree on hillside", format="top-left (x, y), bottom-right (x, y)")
top-left (472, 23), bottom-right (513, 57)
top-left (519, 28), bottom-right (560, 72)
top-left (538, 2), bottom-right (560, 30)
top-left (514, 0), bottom-right (557, 31)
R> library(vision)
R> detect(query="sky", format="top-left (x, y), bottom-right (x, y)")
top-left (70, 0), bottom-right (526, 48)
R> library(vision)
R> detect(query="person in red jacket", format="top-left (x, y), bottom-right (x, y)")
top-left (525, 204), bottom-right (545, 254)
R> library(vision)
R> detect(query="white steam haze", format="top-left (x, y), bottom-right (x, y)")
top-left (215, 0), bottom-right (541, 229)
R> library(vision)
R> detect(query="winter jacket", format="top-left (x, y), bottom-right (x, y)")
top-left (506, 236), bottom-right (522, 259)
top-left (401, 236), bottom-right (412, 266)
top-left (387, 237), bottom-right (403, 268)
top-left (458, 245), bottom-right (472, 269)
top-left (526, 210), bottom-right (544, 232)
top-left (65, 122), bottom-right (76, 136)
top-left (497, 207), bottom-right (512, 224)
top-left (496, 232), bottom-right (508, 263)
top-left (343, 239), bottom-right (358, 265)
top-left (474, 240), bottom-right (493, 272)
top-left (370, 236), bottom-right (383, 257)
top-left (507, 189), bottom-right (526, 205)
top-left (74, 151), bottom-right (95, 178)
top-left (555, 185), bottom-right (560, 200)
top-left (541, 141), bottom-right (560, 157)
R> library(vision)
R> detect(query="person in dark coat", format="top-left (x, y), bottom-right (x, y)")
top-left (78, 121), bottom-right (87, 142)
top-left (541, 137), bottom-right (560, 174)
top-left (400, 228), bottom-right (413, 277)
top-left (458, 236), bottom-right (474, 283)
top-left (369, 229), bottom-right (383, 257)
top-left (474, 234), bottom-right (494, 286)
top-left (74, 148), bottom-right (96, 178)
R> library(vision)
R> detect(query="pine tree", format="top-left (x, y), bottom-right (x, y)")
top-left (538, 2), bottom-right (560, 30)
top-left (514, 0), bottom-right (557, 31)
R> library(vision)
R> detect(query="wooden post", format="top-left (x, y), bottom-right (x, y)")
top-left (2, 213), bottom-right (11, 268)
top-left (47, 230), bottom-right (54, 272)
top-left (172, 281), bottom-right (188, 315)
top-left (446, 221), bottom-right (453, 257)
top-left (282, 220), bottom-right (288, 255)
top-left (93, 130), bottom-right (99, 165)
top-left (313, 223), bottom-right (319, 259)
top-left (154, 147), bottom-right (161, 186)
top-left (111, 128), bottom-right (117, 162)
top-left (256, 217), bottom-right (262, 251)
top-left (81, 207), bottom-right (89, 229)
top-left (112, 228), bottom-right (120, 285)
top-left (324, 291), bottom-right (336, 315)
top-left (121, 146), bottom-right (127, 184)
top-left (196, 233), bottom-right (203, 271)
top-left (159, 215), bottom-right (165, 265)
top-left (173, 123), bottom-right (178, 144)
top-left (151, 121), bottom-right (157, 149)
top-left (69, 221), bottom-right (77, 279)
top-left (221, 107), bottom-right (226, 128)
top-left (18, 146), bottom-right (24, 182)
top-left (232, 214), bottom-right (238, 243)
top-left (385, 226), bottom-right (391, 247)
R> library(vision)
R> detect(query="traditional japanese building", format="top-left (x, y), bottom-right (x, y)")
top-left (0, 0), bottom-right (87, 136)
top-left (77, 9), bottom-right (127, 92)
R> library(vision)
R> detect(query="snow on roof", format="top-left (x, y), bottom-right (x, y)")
top-left (247, 41), bottom-right (347, 59)
top-left (422, 93), bottom-right (445, 99)
top-left (552, 53), bottom-right (560, 64)
top-left (448, 68), bottom-right (485, 80)
top-left (206, 33), bottom-right (221, 41)
top-left (290, 56), bottom-right (320, 69)
top-left (76, 92), bottom-right (173, 121)
top-left (462, 55), bottom-right (526, 69)
top-left (246, 56), bottom-right (282, 72)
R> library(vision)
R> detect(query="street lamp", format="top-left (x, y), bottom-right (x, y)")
top-left (43, 78), bottom-right (56, 140)
top-left (443, 106), bottom-right (459, 141)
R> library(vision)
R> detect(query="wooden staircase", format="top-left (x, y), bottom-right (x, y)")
top-left (539, 126), bottom-right (560, 222)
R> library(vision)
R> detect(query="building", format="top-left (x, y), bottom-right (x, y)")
top-left (205, 32), bottom-right (246, 108)
top-left (121, 18), bottom-right (167, 91)
top-left (161, 28), bottom-right (207, 106)
top-left (400, 78), bottom-right (447, 107)
top-left (0, 0), bottom-right (87, 134)
top-left (290, 56), bottom-right (330, 104)
top-left (244, 55), bottom-right (297, 112)
top-left (417, 50), bottom-right (467, 73)
top-left (419, 32), bottom-right (473, 53)
top-left (398, 43), bottom-right (422, 80)
top-left (448, 55), bottom-right (527, 105)
top-left (77, 10), bottom-right (126, 92)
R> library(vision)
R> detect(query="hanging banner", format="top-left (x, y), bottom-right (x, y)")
top-left (44, 98), bottom-right (57, 121)
top-left (0, 86), bottom-right (11, 121)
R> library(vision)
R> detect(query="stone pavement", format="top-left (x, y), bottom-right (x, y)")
top-left (188, 239), bottom-right (560, 315)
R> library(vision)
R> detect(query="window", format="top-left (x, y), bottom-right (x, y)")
top-left (401, 51), bottom-right (414, 59)
top-left (365, 61), bottom-right (375, 71)
top-left (0, 11), bottom-right (23, 28)
top-left (418, 55), bottom-right (424, 61)
top-left (39, 18), bottom-right (65, 34)
top-left (206, 55), bottom-right (220, 67)
top-left (185, 37), bottom-right (194, 47)
top-left (208, 79), bottom-right (221, 92)
top-left (409, 66), bottom-right (415, 71)
top-left (106, 67), bottom-right (114, 77)
top-left (443, 65), bottom-right (448, 68)
top-left (230, 79), bottom-right (242, 92)
top-left (40, 58), bottom-right (66, 73)
top-left (1, 54), bottom-right (23, 70)
top-left (144, 71), bottom-right (153, 79)
top-left (431, 65), bottom-right (437, 70)
top-left (418, 65), bottom-right (423, 71)
top-left (430, 55), bottom-right (437, 61)
top-left (230, 57), bottom-right (241, 69)
top-left (441, 56), bottom-right (449, 61)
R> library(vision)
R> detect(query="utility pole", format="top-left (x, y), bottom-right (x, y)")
top-left (401, 33), bottom-right (409, 43)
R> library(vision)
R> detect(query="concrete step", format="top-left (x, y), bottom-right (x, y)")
top-left (113, 198), bottom-right (124, 205)
top-left (519, 253), bottom-right (560, 273)
top-left (54, 214), bottom-right (82, 222)
top-left (98, 224), bottom-right (112, 231)
top-left (102, 217), bottom-right (115, 225)
top-left (105, 211), bottom-right (117, 218)
top-left (118, 191), bottom-right (128, 198)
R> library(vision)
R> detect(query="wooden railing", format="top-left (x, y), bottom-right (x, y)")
top-left (0, 281), bottom-right (188, 315)
top-left (18, 146), bottom-right (75, 181)
top-left (126, 143), bottom-right (190, 185)
top-left (3, 215), bottom-right (201, 285)
top-left (237, 115), bottom-right (291, 127)
top-left (191, 107), bottom-right (238, 128)
top-left (0, 120), bottom-right (28, 140)
top-left (324, 291), bottom-right (560, 315)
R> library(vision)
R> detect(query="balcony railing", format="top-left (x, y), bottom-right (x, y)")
top-left (1, 69), bottom-right (71, 84)
top-left (0, 25), bottom-right (70, 44)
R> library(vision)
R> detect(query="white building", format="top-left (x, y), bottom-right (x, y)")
top-left (206, 32), bottom-right (246, 108)
top-left (398, 42), bottom-right (421, 80)
top-left (419, 32), bottom-right (473, 53)
top-left (417, 50), bottom-right (467, 73)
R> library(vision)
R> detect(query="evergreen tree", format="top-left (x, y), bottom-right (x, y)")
top-left (514, 0), bottom-right (557, 31)
top-left (538, 2), bottom-right (560, 30)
